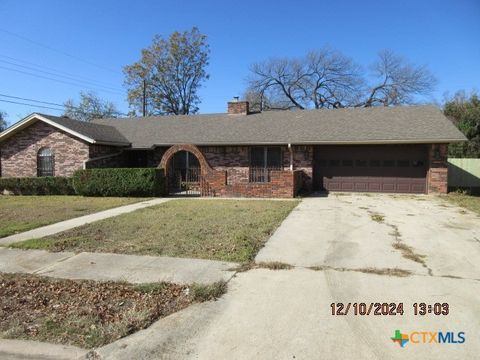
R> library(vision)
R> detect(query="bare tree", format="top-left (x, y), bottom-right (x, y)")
top-left (247, 48), bottom-right (363, 110)
top-left (246, 48), bottom-right (436, 110)
top-left (358, 50), bottom-right (437, 107)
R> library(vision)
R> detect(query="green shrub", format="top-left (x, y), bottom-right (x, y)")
top-left (0, 177), bottom-right (74, 195)
top-left (73, 168), bottom-right (165, 197)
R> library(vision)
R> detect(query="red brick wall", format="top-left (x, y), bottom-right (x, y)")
top-left (202, 168), bottom-right (301, 198)
top-left (201, 146), bottom-right (250, 184)
top-left (227, 101), bottom-right (249, 114)
top-left (0, 121), bottom-right (90, 177)
top-left (200, 145), bottom-right (312, 191)
top-left (427, 143), bottom-right (448, 194)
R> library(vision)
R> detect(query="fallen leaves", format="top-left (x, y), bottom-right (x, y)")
top-left (0, 273), bottom-right (192, 348)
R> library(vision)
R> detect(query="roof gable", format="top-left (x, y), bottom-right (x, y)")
top-left (0, 113), bottom-right (130, 146)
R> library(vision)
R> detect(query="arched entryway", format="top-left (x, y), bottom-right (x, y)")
top-left (160, 144), bottom-right (212, 196)
top-left (168, 151), bottom-right (200, 195)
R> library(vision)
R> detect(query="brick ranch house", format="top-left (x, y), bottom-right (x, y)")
top-left (0, 101), bottom-right (465, 197)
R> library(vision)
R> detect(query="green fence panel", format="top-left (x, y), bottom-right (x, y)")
top-left (448, 158), bottom-right (480, 187)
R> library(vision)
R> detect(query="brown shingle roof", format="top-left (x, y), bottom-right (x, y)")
top-left (39, 114), bottom-right (130, 145)
top-left (92, 105), bottom-right (466, 148)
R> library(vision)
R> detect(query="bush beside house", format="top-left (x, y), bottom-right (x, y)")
top-left (72, 168), bottom-right (165, 197)
top-left (0, 177), bottom-right (75, 195)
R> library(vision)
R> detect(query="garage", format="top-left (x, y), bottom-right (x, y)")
top-left (313, 145), bottom-right (428, 194)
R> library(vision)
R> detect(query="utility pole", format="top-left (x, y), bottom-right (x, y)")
top-left (142, 79), bottom-right (147, 117)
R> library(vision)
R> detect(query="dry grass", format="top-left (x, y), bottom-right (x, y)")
top-left (392, 241), bottom-right (427, 265)
top-left (354, 267), bottom-right (412, 277)
top-left (256, 261), bottom-right (293, 270)
top-left (12, 199), bottom-right (299, 263)
top-left (0, 273), bottom-right (192, 349)
top-left (0, 196), bottom-right (146, 238)
top-left (440, 193), bottom-right (480, 215)
top-left (308, 265), bottom-right (411, 277)
top-left (370, 212), bottom-right (385, 223)
top-left (190, 281), bottom-right (227, 301)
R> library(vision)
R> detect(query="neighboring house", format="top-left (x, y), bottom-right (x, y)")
top-left (0, 101), bottom-right (466, 197)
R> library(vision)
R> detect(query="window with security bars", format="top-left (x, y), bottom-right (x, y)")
top-left (37, 148), bottom-right (54, 177)
top-left (249, 146), bottom-right (282, 182)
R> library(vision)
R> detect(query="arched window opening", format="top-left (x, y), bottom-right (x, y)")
top-left (37, 147), bottom-right (54, 177)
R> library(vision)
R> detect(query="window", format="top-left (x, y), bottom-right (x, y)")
top-left (412, 160), bottom-right (425, 167)
top-left (397, 160), bottom-right (410, 167)
top-left (369, 160), bottom-right (381, 167)
top-left (37, 147), bottom-right (54, 177)
top-left (383, 160), bottom-right (395, 167)
top-left (249, 146), bottom-right (282, 182)
top-left (355, 160), bottom-right (367, 167)
top-left (329, 159), bottom-right (340, 167)
top-left (342, 160), bottom-right (353, 167)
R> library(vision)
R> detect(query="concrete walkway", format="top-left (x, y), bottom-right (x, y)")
top-left (0, 198), bottom-right (170, 246)
top-left (0, 339), bottom-right (87, 360)
top-left (0, 248), bottom-right (237, 285)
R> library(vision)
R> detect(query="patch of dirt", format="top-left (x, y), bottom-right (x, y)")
top-left (392, 241), bottom-right (431, 275)
top-left (232, 261), bottom-right (293, 272)
top-left (0, 274), bottom-right (193, 349)
top-left (354, 267), bottom-right (412, 277)
top-left (308, 265), bottom-right (412, 278)
top-left (256, 261), bottom-right (293, 270)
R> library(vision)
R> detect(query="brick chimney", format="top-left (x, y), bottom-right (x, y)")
top-left (227, 97), bottom-right (249, 115)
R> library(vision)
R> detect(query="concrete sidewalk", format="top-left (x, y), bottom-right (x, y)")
top-left (0, 248), bottom-right (237, 285)
top-left (0, 339), bottom-right (87, 360)
top-left (0, 198), bottom-right (170, 246)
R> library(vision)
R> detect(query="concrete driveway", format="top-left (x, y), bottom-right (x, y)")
top-left (95, 194), bottom-right (480, 360)
top-left (256, 193), bottom-right (480, 279)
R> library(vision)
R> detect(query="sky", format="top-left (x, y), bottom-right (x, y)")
top-left (0, 0), bottom-right (479, 125)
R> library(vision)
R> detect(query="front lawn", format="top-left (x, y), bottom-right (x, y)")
top-left (441, 193), bottom-right (480, 214)
top-left (0, 196), bottom-right (148, 238)
top-left (12, 199), bottom-right (299, 262)
top-left (0, 273), bottom-right (192, 348)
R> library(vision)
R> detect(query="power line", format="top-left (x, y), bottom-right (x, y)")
top-left (0, 65), bottom-right (124, 95)
top-left (0, 93), bottom-right (66, 107)
top-left (0, 98), bottom-right (64, 112)
top-left (0, 93), bottom-right (129, 116)
top-left (0, 28), bottom-right (118, 74)
top-left (0, 54), bottom-right (121, 89)
top-left (0, 58), bottom-right (123, 93)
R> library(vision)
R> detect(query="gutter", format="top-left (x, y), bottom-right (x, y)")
top-left (138, 138), bottom-right (465, 148)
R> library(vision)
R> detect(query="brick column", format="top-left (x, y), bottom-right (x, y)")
top-left (427, 144), bottom-right (448, 194)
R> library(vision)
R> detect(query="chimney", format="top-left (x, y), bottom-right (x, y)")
top-left (227, 97), bottom-right (249, 115)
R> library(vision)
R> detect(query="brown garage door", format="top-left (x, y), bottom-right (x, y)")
top-left (313, 145), bottom-right (427, 194)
